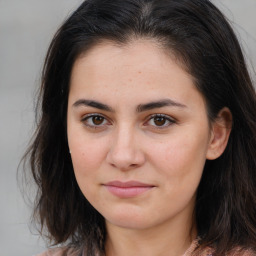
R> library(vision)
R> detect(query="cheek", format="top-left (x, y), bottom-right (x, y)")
top-left (69, 138), bottom-right (107, 199)
top-left (152, 131), bottom-right (209, 181)
top-left (70, 139), bottom-right (105, 170)
top-left (68, 128), bottom-right (108, 186)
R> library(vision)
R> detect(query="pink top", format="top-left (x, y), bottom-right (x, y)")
top-left (36, 240), bottom-right (255, 256)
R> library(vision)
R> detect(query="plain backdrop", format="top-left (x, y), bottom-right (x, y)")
top-left (0, 1), bottom-right (255, 255)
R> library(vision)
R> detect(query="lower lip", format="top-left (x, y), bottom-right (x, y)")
top-left (105, 185), bottom-right (154, 198)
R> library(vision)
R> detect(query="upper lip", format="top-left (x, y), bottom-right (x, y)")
top-left (104, 180), bottom-right (155, 188)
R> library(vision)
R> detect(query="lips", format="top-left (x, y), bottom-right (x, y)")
top-left (103, 180), bottom-right (155, 198)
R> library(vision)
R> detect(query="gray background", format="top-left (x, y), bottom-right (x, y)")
top-left (0, 1), bottom-right (255, 256)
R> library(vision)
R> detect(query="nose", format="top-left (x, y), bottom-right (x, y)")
top-left (106, 126), bottom-right (146, 171)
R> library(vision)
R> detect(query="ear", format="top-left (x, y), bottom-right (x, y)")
top-left (206, 107), bottom-right (232, 160)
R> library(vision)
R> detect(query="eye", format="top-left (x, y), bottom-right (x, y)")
top-left (146, 114), bottom-right (175, 128)
top-left (81, 114), bottom-right (110, 128)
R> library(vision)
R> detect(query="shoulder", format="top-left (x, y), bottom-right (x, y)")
top-left (184, 239), bottom-right (255, 256)
top-left (35, 247), bottom-right (80, 256)
top-left (204, 247), bottom-right (255, 256)
top-left (35, 248), bottom-right (63, 256)
top-left (227, 248), bottom-right (256, 256)
top-left (34, 249), bottom-right (59, 256)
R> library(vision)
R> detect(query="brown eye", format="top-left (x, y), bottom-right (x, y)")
top-left (153, 116), bottom-right (167, 126)
top-left (146, 114), bottom-right (175, 128)
top-left (82, 114), bottom-right (109, 128)
top-left (92, 116), bottom-right (104, 125)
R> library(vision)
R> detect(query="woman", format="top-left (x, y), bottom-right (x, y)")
top-left (25, 0), bottom-right (256, 255)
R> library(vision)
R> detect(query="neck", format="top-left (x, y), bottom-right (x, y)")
top-left (105, 215), bottom-right (197, 256)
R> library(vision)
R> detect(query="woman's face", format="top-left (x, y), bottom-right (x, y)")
top-left (67, 40), bottom-right (213, 231)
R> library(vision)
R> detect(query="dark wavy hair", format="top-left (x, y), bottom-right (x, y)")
top-left (24, 0), bottom-right (256, 255)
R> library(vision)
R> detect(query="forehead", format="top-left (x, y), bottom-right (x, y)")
top-left (72, 39), bottom-right (174, 75)
top-left (71, 39), bottom-right (191, 84)
top-left (69, 39), bottom-right (204, 110)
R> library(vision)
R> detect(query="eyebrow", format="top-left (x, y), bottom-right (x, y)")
top-left (136, 99), bottom-right (187, 112)
top-left (72, 98), bottom-right (187, 112)
top-left (73, 99), bottom-right (114, 112)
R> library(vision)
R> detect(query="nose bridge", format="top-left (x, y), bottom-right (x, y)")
top-left (107, 122), bottom-right (144, 170)
top-left (116, 123), bottom-right (134, 148)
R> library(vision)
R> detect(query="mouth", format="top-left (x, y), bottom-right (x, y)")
top-left (103, 180), bottom-right (155, 198)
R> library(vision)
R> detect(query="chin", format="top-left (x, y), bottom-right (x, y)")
top-left (107, 217), bottom-right (153, 230)
top-left (102, 207), bottom-right (152, 229)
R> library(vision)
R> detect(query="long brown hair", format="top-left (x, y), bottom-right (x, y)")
top-left (23, 0), bottom-right (256, 255)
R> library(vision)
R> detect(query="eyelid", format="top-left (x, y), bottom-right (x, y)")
top-left (81, 113), bottom-right (111, 129)
top-left (80, 113), bottom-right (176, 130)
top-left (144, 113), bottom-right (176, 128)
top-left (81, 113), bottom-right (105, 121)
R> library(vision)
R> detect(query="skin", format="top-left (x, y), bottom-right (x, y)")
top-left (67, 40), bottom-right (231, 256)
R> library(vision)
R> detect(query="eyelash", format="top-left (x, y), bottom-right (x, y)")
top-left (81, 114), bottom-right (110, 129)
top-left (81, 113), bottom-right (176, 130)
top-left (145, 114), bottom-right (176, 129)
